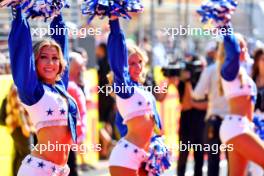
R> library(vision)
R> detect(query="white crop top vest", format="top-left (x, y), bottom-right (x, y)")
top-left (22, 85), bottom-right (78, 131)
top-left (221, 67), bottom-right (257, 100)
top-left (116, 86), bottom-right (155, 124)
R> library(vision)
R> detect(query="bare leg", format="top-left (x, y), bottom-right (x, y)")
top-left (110, 166), bottom-right (138, 176)
top-left (227, 149), bottom-right (248, 176)
top-left (227, 133), bottom-right (264, 176)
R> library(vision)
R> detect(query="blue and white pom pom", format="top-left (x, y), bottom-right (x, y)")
top-left (81, 0), bottom-right (144, 23)
top-left (197, 0), bottom-right (238, 27)
top-left (145, 135), bottom-right (171, 176)
top-left (24, 0), bottom-right (70, 20)
top-left (0, 0), bottom-right (69, 21)
top-left (253, 114), bottom-right (264, 140)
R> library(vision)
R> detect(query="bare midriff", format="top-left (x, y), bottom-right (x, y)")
top-left (125, 114), bottom-right (155, 151)
top-left (229, 95), bottom-right (254, 121)
top-left (31, 126), bottom-right (73, 166)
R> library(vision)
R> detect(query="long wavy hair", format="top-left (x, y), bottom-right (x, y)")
top-left (127, 44), bottom-right (149, 83)
top-left (107, 44), bottom-right (149, 85)
top-left (33, 39), bottom-right (66, 81)
top-left (252, 48), bottom-right (264, 82)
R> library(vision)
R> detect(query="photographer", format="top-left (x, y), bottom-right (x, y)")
top-left (192, 51), bottom-right (229, 176)
top-left (163, 53), bottom-right (206, 176)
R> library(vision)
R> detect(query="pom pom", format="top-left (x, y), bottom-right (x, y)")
top-left (253, 114), bottom-right (264, 140)
top-left (81, 0), bottom-right (144, 23)
top-left (24, 0), bottom-right (70, 21)
top-left (145, 135), bottom-right (171, 176)
top-left (0, 0), bottom-right (70, 21)
top-left (197, 0), bottom-right (238, 27)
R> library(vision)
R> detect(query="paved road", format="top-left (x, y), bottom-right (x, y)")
top-left (79, 160), bottom-right (228, 176)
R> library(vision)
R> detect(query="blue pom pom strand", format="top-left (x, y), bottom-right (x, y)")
top-left (81, 0), bottom-right (144, 24)
top-left (197, 0), bottom-right (238, 27)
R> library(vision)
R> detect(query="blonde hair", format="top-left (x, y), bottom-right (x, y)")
top-left (217, 33), bottom-right (245, 96)
top-left (33, 39), bottom-right (66, 81)
top-left (127, 44), bottom-right (149, 64)
top-left (107, 44), bottom-right (149, 86)
top-left (217, 42), bottom-right (225, 96)
top-left (127, 44), bottom-right (149, 83)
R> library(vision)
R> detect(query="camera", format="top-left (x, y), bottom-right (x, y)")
top-left (162, 56), bottom-right (203, 84)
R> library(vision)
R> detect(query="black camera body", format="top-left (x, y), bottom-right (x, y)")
top-left (161, 63), bottom-right (182, 77)
top-left (162, 58), bottom-right (203, 84)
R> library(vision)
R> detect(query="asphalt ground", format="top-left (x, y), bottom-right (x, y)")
top-left (79, 159), bottom-right (228, 176)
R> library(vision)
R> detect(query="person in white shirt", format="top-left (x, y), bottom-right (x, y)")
top-left (192, 59), bottom-right (229, 176)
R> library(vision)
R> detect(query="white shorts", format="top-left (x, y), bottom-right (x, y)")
top-left (109, 138), bottom-right (148, 170)
top-left (220, 115), bottom-right (254, 144)
top-left (17, 155), bottom-right (70, 176)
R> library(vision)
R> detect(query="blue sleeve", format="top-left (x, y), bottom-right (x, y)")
top-left (220, 29), bottom-right (241, 81)
top-left (107, 19), bottom-right (134, 99)
top-left (50, 14), bottom-right (69, 89)
top-left (115, 111), bottom-right (128, 137)
top-left (8, 6), bottom-right (44, 106)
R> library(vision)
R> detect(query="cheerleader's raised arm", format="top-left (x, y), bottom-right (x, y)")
top-left (107, 19), bottom-right (134, 99)
top-left (8, 6), bottom-right (44, 106)
top-left (50, 14), bottom-right (69, 88)
top-left (221, 30), bottom-right (241, 81)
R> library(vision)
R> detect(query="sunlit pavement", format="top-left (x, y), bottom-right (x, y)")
top-left (80, 160), bottom-right (228, 176)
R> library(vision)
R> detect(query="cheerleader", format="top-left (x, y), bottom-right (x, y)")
top-left (107, 16), bottom-right (170, 176)
top-left (8, 4), bottom-right (79, 176)
top-left (248, 48), bottom-right (264, 176)
top-left (218, 30), bottom-right (264, 175)
top-left (197, 1), bottom-right (264, 175)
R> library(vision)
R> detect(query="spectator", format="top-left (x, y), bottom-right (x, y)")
top-left (192, 45), bottom-right (230, 176)
top-left (0, 52), bottom-right (8, 74)
top-left (67, 52), bottom-right (89, 174)
top-left (249, 47), bottom-right (264, 176)
top-left (72, 47), bottom-right (91, 100)
top-left (168, 54), bottom-right (206, 176)
top-left (96, 43), bottom-right (117, 159)
top-left (152, 31), bottom-right (167, 67)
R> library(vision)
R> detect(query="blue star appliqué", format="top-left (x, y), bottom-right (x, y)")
top-left (124, 144), bottom-right (128, 148)
top-left (27, 157), bottom-right (32, 163)
top-left (60, 169), bottom-right (65, 174)
top-left (60, 108), bottom-right (66, 115)
top-left (46, 108), bottom-right (53, 116)
top-left (52, 166), bottom-right (56, 172)
top-left (38, 161), bottom-right (45, 168)
top-left (138, 101), bottom-right (142, 106)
